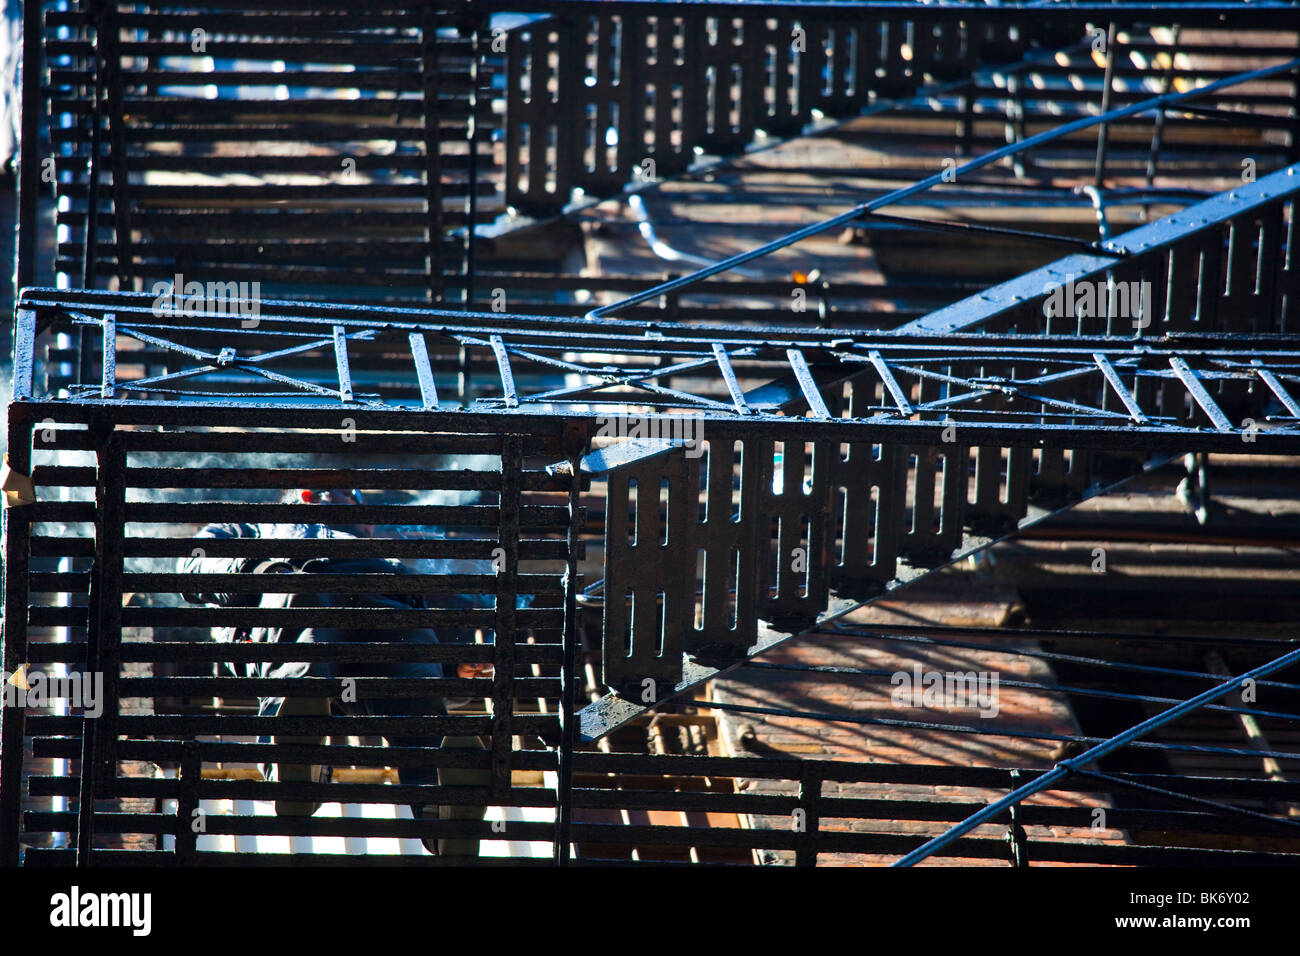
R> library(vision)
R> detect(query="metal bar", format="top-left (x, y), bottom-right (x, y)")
top-left (0, 413), bottom-right (34, 865)
top-left (868, 349), bottom-right (914, 416)
top-left (1077, 184), bottom-right (1112, 244)
top-left (332, 325), bottom-right (353, 403)
top-left (827, 624), bottom-right (1300, 692)
top-left (1168, 104), bottom-right (1300, 128)
top-left (419, 5), bottom-right (444, 305)
top-left (1004, 68), bottom-right (1028, 179)
top-left (409, 332), bottom-right (439, 410)
top-left (15, 0), bottom-right (42, 291)
top-left (1007, 769), bottom-right (1028, 867)
top-left (1253, 362), bottom-right (1300, 417)
top-left (11, 395), bottom-right (1300, 453)
top-left (30, 277), bottom-right (1300, 351)
top-left (959, 78), bottom-right (975, 157)
top-left (74, 425), bottom-right (125, 865)
top-left (1071, 767), bottom-right (1300, 833)
top-left (892, 645), bottom-right (1300, 867)
top-left (704, 699), bottom-right (1300, 761)
top-left (1169, 356), bottom-right (1233, 432)
top-left (490, 436), bottom-right (522, 802)
top-left (585, 57), bottom-right (1300, 319)
top-left (713, 344), bottom-right (750, 414)
top-left (1145, 27), bottom-right (1180, 196)
top-left (795, 762), bottom-right (822, 867)
top-left (110, 327), bottom-right (370, 392)
top-left (100, 312), bottom-right (115, 399)
top-left (469, 1), bottom-right (1300, 21)
top-left (745, 658), bottom-right (1300, 722)
top-left (51, 315), bottom-right (1300, 366)
top-left (554, 449), bottom-right (582, 866)
top-left (859, 211), bottom-right (1123, 258)
top-left (490, 334), bottom-right (518, 407)
top-left (1093, 352), bottom-right (1148, 424)
top-left (93, 429), bottom-right (126, 803)
top-left (74, 548), bottom-right (100, 866)
top-left (786, 349), bottom-right (831, 420)
top-left (100, 2), bottom-right (134, 288)
top-left (175, 740), bottom-right (201, 864)
top-left (464, 16), bottom-right (480, 309)
top-left (821, 620), bottom-right (1297, 650)
top-left (12, 310), bottom-right (36, 401)
top-left (73, 5), bottom-right (110, 392)
top-left (1094, 21), bottom-right (1118, 187)
top-left (80, 2), bottom-right (107, 291)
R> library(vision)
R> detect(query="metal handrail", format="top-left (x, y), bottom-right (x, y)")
top-left (585, 57), bottom-right (1300, 320)
top-left (893, 645), bottom-right (1300, 866)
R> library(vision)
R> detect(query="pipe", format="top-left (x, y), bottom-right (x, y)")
top-left (627, 194), bottom-right (763, 278)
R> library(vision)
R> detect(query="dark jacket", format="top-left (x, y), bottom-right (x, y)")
top-left (180, 522), bottom-right (494, 707)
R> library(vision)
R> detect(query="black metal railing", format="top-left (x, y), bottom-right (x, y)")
top-left (8, 1), bottom-right (1300, 868)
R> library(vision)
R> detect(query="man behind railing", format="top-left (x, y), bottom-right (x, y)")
top-left (178, 488), bottom-right (492, 857)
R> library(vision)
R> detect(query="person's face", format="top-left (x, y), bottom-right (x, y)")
top-left (301, 489), bottom-right (373, 537)
top-left (306, 489), bottom-right (360, 506)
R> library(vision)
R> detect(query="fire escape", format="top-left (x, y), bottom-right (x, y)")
top-left (3, 0), bottom-right (1300, 865)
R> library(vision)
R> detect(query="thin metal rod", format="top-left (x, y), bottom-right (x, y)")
top-left (464, 16), bottom-right (480, 310)
top-left (1170, 356), bottom-right (1233, 431)
top-left (419, 4), bottom-right (444, 305)
top-left (713, 344), bottom-right (750, 414)
top-left (81, 2), bottom-right (108, 293)
top-left (0, 409), bottom-right (33, 864)
top-left (1253, 362), bottom-right (1300, 417)
top-left (332, 325), bottom-right (353, 403)
top-left (409, 332), bottom-right (439, 409)
top-left (1072, 767), bottom-right (1300, 833)
top-left (1093, 352), bottom-right (1148, 424)
top-left (15, 0), bottom-right (43, 291)
top-left (891, 645), bottom-right (1300, 867)
top-left (1144, 25), bottom-right (1180, 202)
top-left (1169, 104), bottom-right (1300, 129)
top-left (823, 620), bottom-right (1296, 650)
top-left (828, 624), bottom-right (1300, 691)
top-left (100, 312), bottom-right (115, 399)
top-left (868, 349), bottom-right (915, 416)
top-left (555, 451), bottom-right (581, 866)
top-left (786, 349), bottom-right (831, 420)
top-left (861, 211), bottom-right (1123, 258)
top-left (490, 334), bottom-right (518, 407)
top-left (704, 699), bottom-right (1300, 760)
top-left (742, 660), bottom-right (1300, 723)
top-left (1094, 21), bottom-right (1118, 188)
